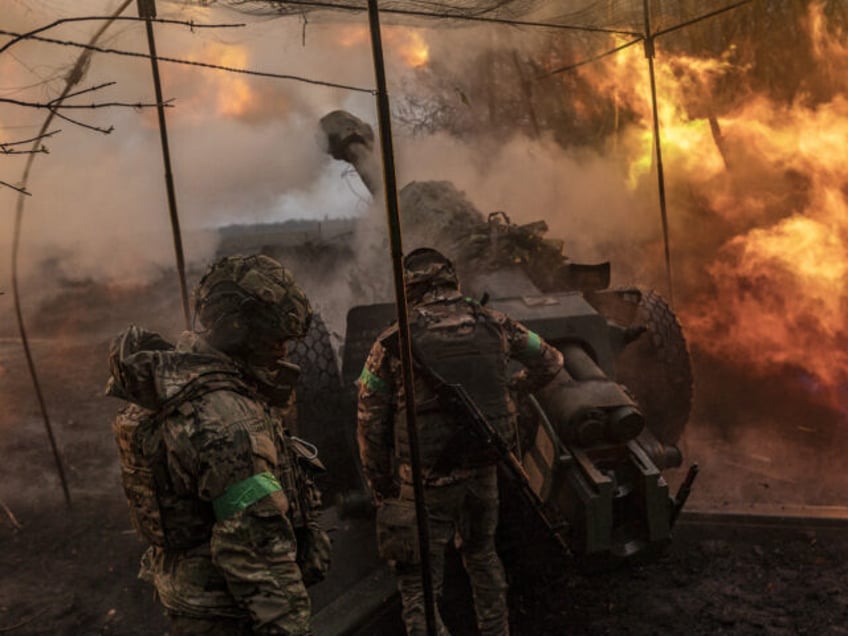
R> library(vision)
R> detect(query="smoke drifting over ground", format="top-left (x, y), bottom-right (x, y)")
top-left (3, 1), bottom-right (848, 507)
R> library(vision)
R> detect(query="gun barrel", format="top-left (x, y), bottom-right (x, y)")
top-left (560, 343), bottom-right (607, 381)
top-left (535, 343), bottom-right (645, 446)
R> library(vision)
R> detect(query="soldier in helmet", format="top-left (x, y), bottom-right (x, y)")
top-left (357, 247), bottom-right (564, 636)
top-left (107, 254), bottom-right (330, 635)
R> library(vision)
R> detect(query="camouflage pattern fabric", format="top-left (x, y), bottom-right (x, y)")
top-left (403, 248), bottom-right (459, 301)
top-left (194, 254), bottom-right (312, 340)
top-left (109, 327), bottom-right (314, 635)
top-left (394, 467), bottom-right (507, 636)
top-left (356, 287), bottom-right (563, 636)
top-left (357, 288), bottom-right (564, 491)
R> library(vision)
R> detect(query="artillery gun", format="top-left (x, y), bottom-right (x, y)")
top-left (288, 110), bottom-right (695, 632)
top-left (320, 107), bottom-right (694, 547)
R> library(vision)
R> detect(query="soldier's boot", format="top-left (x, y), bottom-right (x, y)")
top-left (395, 561), bottom-right (450, 636)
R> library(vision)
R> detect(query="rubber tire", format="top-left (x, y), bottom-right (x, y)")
top-left (287, 312), bottom-right (362, 499)
top-left (611, 289), bottom-right (694, 446)
top-left (288, 312), bottom-right (342, 407)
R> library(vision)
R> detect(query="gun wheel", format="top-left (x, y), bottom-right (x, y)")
top-left (289, 312), bottom-right (342, 404)
top-left (589, 288), bottom-right (693, 446)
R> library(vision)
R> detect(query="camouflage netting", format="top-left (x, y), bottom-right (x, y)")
top-left (220, 1), bottom-right (760, 39)
top-left (213, 1), bottom-right (848, 101)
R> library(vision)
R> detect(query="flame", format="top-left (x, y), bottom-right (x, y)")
top-left (153, 41), bottom-right (290, 125)
top-left (689, 200), bottom-right (848, 412)
top-left (398, 30), bottom-right (429, 68)
top-left (579, 4), bottom-right (848, 415)
top-left (627, 117), bottom-right (723, 189)
top-left (587, 39), bottom-right (733, 189)
top-left (212, 46), bottom-right (254, 118)
top-left (809, 3), bottom-right (848, 65)
top-left (337, 25), bottom-right (429, 68)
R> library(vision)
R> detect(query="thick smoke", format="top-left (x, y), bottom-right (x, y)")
top-left (4, 1), bottom-right (847, 509)
top-left (0, 1), bottom-right (377, 292)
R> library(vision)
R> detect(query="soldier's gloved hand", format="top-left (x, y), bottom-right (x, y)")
top-left (370, 476), bottom-right (399, 504)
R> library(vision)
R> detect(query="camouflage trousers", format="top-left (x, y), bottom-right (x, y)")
top-left (394, 465), bottom-right (509, 636)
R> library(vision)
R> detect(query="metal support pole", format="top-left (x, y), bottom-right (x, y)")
top-left (8, 0), bottom-right (135, 508)
top-left (366, 2), bottom-right (437, 634)
top-left (137, 0), bottom-right (191, 328)
top-left (643, 0), bottom-right (674, 306)
top-left (10, 259), bottom-right (71, 506)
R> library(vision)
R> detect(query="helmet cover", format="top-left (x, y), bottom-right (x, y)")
top-left (403, 247), bottom-right (459, 294)
top-left (194, 254), bottom-right (312, 341)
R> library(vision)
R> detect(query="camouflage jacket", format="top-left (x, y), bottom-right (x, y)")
top-left (107, 326), bottom-right (313, 635)
top-left (356, 289), bottom-right (563, 493)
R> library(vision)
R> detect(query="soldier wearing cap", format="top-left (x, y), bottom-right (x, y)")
top-left (107, 254), bottom-right (329, 635)
top-left (356, 247), bottom-right (564, 636)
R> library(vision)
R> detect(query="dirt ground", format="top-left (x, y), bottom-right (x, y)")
top-left (2, 278), bottom-right (848, 635)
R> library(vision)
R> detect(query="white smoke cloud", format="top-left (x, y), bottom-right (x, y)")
top-left (0, 1), bottom-right (382, 292)
top-left (2, 1), bottom-right (662, 296)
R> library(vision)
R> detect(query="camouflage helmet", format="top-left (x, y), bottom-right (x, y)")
top-left (403, 248), bottom-right (459, 296)
top-left (193, 254), bottom-right (312, 341)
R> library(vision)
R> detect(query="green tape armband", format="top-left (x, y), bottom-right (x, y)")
top-left (213, 471), bottom-right (282, 521)
top-left (359, 367), bottom-right (390, 393)
top-left (525, 330), bottom-right (542, 357)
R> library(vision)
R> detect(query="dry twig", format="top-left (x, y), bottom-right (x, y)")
top-left (0, 180), bottom-right (31, 196)
top-left (0, 130), bottom-right (60, 155)
top-left (0, 608), bottom-right (48, 633)
top-left (0, 499), bottom-right (23, 529)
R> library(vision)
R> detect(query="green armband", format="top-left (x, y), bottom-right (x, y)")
top-left (212, 471), bottom-right (282, 521)
top-left (359, 367), bottom-right (390, 393)
top-left (525, 330), bottom-right (542, 357)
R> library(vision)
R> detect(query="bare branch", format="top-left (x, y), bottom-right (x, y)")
top-left (0, 130), bottom-right (61, 148)
top-left (0, 180), bottom-right (32, 196)
top-left (0, 147), bottom-right (49, 155)
top-left (0, 15), bottom-right (245, 55)
top-left (0, 79), bottom-right (164, 132)
top-left (47, 107), bottom-right (115, 135)
top-left (0, 94), bottom-right (173, 110)
top-left (0, 28), bottom-right (375, 94)
top-left (1, 130), bottom-right (60, 155)
top-left (54, 81), bottom-right (117, 103)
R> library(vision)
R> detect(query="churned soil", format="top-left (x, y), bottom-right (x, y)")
top-left (2, 280), bottom-right (848, 635)
top-left (3, 488), bottom-right (848, 635)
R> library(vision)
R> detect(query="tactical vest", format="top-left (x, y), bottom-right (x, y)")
top-left (114, 367), bottom-right (323, 553)
top-left (113, 402), bottom-right (216, 550)
top-left (113, 373), bottom-right (273, 551)
top-left (392, 300), bottom-right (510, 473)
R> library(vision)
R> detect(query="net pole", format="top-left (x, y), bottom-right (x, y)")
top-left (137, 0), bottom-right (191, 328)
top-left (365, 2), bottom-right (437, 634)
top-left (644, 0), bottom-right (674, 306)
